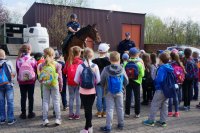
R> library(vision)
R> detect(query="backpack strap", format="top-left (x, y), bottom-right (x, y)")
top-left (81, 63), bottom-right (87, 68)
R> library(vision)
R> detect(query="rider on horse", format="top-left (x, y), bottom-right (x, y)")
top-left (62, 13), bottom-right (81, 54)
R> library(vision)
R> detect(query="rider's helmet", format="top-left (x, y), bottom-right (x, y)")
top-left (70, 13), bottom-right (78, 19)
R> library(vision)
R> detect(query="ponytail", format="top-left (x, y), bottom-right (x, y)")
top-left (67, 46), bottom-right (82, 65)
top-left (43, 47), bottom-right (55, 66)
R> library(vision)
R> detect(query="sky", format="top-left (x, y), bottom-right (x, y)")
top-left (3, 0), bottom-right (200, 23)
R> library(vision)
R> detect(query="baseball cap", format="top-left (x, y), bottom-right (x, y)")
top-left (125, 32), bottom-right (130, 36)
top-left (129, 47), bottom-right (140, 55)
top-left (98, 43), bottom-right (110, 53)
top-left (122, 53), bottom-right (129, 60)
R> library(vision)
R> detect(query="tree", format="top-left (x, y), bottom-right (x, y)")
top-left (0, 1), bottom-right (10, 25)
top-left (39, 0), bottom-right (89, 7)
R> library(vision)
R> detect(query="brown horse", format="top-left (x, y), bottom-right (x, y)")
top-left (62, 24), bottom-right (101, 61)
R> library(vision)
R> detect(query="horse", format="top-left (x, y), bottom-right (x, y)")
top-left (62, 24), bottom-right (101, 61)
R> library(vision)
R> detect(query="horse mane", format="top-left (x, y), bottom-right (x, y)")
top-left (75, 25), bottom-right (91, 38)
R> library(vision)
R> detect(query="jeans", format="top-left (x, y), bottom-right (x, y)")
top-left (168, 89), bottom-right (179, 112)
top-left (106, 92), bottom-right (124, 130)
top-left (43, 85), bottom-right (61, 120)
top-left (182, 79), bottom-right (193, 107)
top-left (192, 78), bottom-right (199, 100)
top-left (80, 94), bottom-right (95, 130)
top-left (96, 85), bottom-right (106, 112)
top-left (60, 83), bottom-right (67, 108)
top-left (125, 81), bottom-right (140, 115)
top-left (19, 84), bottom-right (35, 114)
top-left (68, 86), bottom-right (80, 115)
top-left (0, 85), bottom-right (15, 121)
top-left (148, 90), bottom-right (168, 122)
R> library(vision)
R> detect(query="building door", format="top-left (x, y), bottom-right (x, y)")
top-left (122, 24), bottom-right (141, 48)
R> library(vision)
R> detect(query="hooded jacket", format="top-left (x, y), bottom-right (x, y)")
top-left (154, 63), bottom-right (174, 90)
top-left (0, 59), bottom-right (16, 86)
top-left (101, 64), bottom-right (129, 95)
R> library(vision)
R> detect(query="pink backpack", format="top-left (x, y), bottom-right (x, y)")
top-left (18, 58), bottom-right (36, 82)
top-left (171, 63), bottom-right (185, 84)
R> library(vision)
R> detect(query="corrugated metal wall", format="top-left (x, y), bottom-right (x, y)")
top-left (23, 2), bottom-right (145, 50)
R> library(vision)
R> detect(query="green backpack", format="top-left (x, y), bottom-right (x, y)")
top-left (39, 62), bottom-right (58, 88)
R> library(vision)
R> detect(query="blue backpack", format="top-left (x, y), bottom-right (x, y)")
top-left (107, 75), bottom-right (124, 94)
top-left (80, 63), bottom-right (96, 89)
top-left (125, 61), bottom-right (139, 80)
top-left (161, 71), bottom-right (177, 98)
top-left (0, 62), bottom-right (11, 86)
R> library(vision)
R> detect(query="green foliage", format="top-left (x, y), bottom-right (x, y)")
top-left (39, 0), bottom-right (89, 7)
top-left (145, 15), bottom-right (200, 45)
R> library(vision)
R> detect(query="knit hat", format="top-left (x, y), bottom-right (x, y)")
top-left (98, 43), bottom-right (110, 53)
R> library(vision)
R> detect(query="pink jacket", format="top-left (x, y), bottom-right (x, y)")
top-left (38, 61), bottom-right (63, 91)
top-left (16, 55), bottom-right (37, 85)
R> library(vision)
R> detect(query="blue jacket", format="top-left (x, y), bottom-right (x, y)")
top-left (66, 21), bottom-right (80, 35)
top-left (117, 39), bottom-right (135, 56)
top-left (154, 64), bottom-right (174, 90)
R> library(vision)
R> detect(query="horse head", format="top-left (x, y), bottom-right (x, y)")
top-left (86, 24), bottom-right (101, 44)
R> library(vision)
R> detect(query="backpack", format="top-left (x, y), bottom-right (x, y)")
top-left (80, 63), bottom-right (96, 89)
top-left (0, 62), bottom-right (11, 86)
top-left (171, 63), bottom-right (185, 84)
top-left (125, 61), bottom-right (139, 80)
top-left (143, 67), bottom-right (153, 87)
top-left (185, 59), bottom-right (198, 80)
top-left (18, 58), bottom-right (36, 82)
top-left (161, 70), bottom-right (177, 98)
top-left (107, 75), bottom-right (124, 94)
top-left (66, 62), bottom-right (80, 86)
top-left (39, 62), bottom-right (58, 87)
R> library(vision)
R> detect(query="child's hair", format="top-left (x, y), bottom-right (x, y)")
top-left (159, 52), bottom-right (170, 64)
top-left (170, 52), bottom-right (184, 68)
top-left (192, 51), bottom-right (199, 59)
top-left (34, 52), bottom-right (43, 61)
top-left (184, 48), bottom-right (192, 58)
top-left (110, 51), bottom-right (120, 62)
top-left (150, 53), bottom-right (157, 65)
top-left (18, 44), bottom-right (31, 58)
top-left (0, 49), bottom-right (6, 59)
top-left (43, 47), bottom-right (55, 65)
top-left (142, 53), bottom-right (151, 67)
top-left (83, 47), bottom-right (94, 61)
top-left (67, 46), bottom-right (82, 65)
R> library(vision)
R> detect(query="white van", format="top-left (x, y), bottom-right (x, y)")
top-left (23, 23), bottom-right (49, 54)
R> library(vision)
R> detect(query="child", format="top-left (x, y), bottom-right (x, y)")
top-left (74, 48), bottom-right (100, 133)
top-left (100, 51), bottom-right (128, 132)
top-left (38, 47), bottom-right (63, 126)
top-left (181, 48), bottom-right (198, 111)
top-left (121, 53), bottom-right (129, 68)
top-left (63, 46), bottom-right (83, 120)
top-left (124, 47), bottom-right (145, 118)
top-left (141, 53), bottom-right (153, 105)
top-left (168, 52), bottom-right (185, 117)
top-left (16, 44), bottom-right (37, 119)
top-left (143, 52), bottom-right (174, 127)
top-left (192, 51), bottom-right (199, 100)
top-left (0, 49), bottom-right (16, 125)
top-left (55, 50), bottom-right (68, 110)
top-left (92, 43), bottom-right (110, 118)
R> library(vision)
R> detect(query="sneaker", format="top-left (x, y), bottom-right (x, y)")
top-left (0, 119), bottom-right (6, 125)
top-left (80, 129), bottom-right (88, 133)
top-left (96, 112), bottom-right (102, 118)
top-left (7, 119), bottom-right (17, 125)
top-left (55, 119), bottom-right (61, 125)
top-left (135, 114), bottom-right (140, 118)
top-left (43, 119), bottom-right (49, 126)
top-left (68, 114), bottom-right (74, 120)
top-left (88, 126), bottom-right (93, 133)
top-left (124, 114), bottom-right (130, 118)
top-left (73, 115), bottom-right (80, 120)
top-left (196, 104), bottom-right (200, 108)
top-left (28, 112), bottom-right (36, 119)
top-left (156, 120), bottom-right (167, 127)
top-left (19, 113), bottom-right (26, 119)
top-left (100, 126), bottom-right (111, 133)
top-left (117, 124), bottom-right (124, 130)
top-left (143, 120), bottom-right (155, 127)
top-left (168, 112), bottom-right (173, 117)
top-left (179, 106), bottom-right (189, 111)
top-left (101, 112), bottom-right (106, 118)
top-left (63, 106), bottom-right (69, 111)
top-left (174, 112), bottom-right (180, 117)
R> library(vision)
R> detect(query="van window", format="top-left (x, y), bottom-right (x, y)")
top-left (29, 28), bottom-right (34, 33)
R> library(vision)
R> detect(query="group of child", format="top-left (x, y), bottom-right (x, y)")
top-left (0, 43), bottom-right (199, 133)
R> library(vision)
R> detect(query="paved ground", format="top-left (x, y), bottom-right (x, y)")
top-left (0, 56), bottom-right (200, 133)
